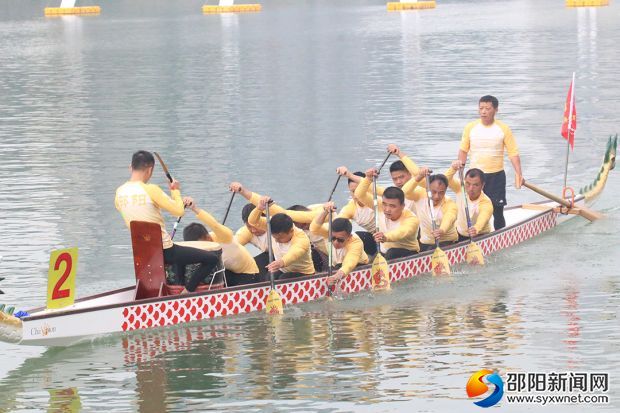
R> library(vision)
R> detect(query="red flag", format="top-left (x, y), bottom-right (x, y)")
top-left (561, 75), bottom-right (577, 150)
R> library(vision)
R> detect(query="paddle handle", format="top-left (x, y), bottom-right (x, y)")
top-left (328, 209), bottom-right (333, 276)
top-left (458, 169), bottom-right (475, 242)
top-left (154, 152), bottom-right (183, 239)
top-left (264, 204), bottom-right (276, 290)
top-left (327, 175), bottom-right (342, 202)
top-left (425, 175), bottom-right (440, 248)
top-left (378, 152), bottom-right (391, 173)
top-left (372, 176), bottom-right (381, 252)
top-left (222, 192), bottom-right (236, 225)
top-left (171, 216), bottom-right (182, 240)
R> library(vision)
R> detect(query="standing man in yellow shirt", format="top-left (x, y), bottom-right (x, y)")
top-left (458, 95), bottom-right (524, 229)
top-left (115, 150), bottom-right (222, 293)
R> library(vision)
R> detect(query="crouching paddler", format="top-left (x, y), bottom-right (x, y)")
top-left (182, 197), bottom-right (262, 287)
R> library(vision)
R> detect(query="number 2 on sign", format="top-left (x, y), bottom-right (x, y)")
top-left (47, 247), bottom-right (78, 309)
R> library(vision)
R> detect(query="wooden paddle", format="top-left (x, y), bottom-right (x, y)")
top-left (458, 168), bottom-right (485, 266)
top-left (425, 175), bottom-right (451, 275)
top-left (371, 172), bottom-right (391, 291)
top-left (153, 152), bottom-right (183, 240)
top-left (325, 175), bottom-right (342, 298)
top-left (523, 180), bottom-right (603, 222)
top-left (264, 202), bottom-right (284, 315)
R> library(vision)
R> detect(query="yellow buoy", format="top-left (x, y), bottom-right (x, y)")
top-left (44, 6), bottom-right (101, 16)
top-left (202, 4), bottom-right (261, 13)
top-left (566, 0), bottom-right (609, 6)
top-left (387, 1), bottom-right (436, 11)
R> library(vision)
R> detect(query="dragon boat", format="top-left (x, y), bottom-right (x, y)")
top-left (0, 136), bottom-right (616, 347)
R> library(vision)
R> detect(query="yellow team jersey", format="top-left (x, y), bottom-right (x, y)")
top-left (248, 208), bottom-right (315, 275)
top-left (445, 167), bottom-right (494, 236)
top-left (401, 178), bottom-right (458, 245)
top-left (115, 181), bottom-right (184, 249)
top-left (194, 209), bottom-right (259, 275)
top-left (460, 119), bottom-right (519, 174)
top-left (338, 199), bottom-right (375, 232)
top-left (247, 192), bottom-right (327, 254)
top-left (309, 219), bottom-right (369, 275)
top-left (354, 177), bottom-right (420, 253)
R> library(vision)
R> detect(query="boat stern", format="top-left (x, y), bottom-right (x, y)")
top-left (0, 311), bottom-right (23, 344)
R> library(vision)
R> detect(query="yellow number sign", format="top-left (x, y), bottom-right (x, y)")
top-left (46, 247), bottom-right (78, 309)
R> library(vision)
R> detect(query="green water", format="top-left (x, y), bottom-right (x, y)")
top-left (0, 0), bottom-right (619, 411)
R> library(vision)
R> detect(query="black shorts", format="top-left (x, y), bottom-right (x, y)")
top-left (483, 170), bottom-right (506, 207)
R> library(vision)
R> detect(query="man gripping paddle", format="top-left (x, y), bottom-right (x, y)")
top-left (115, 151), bottom-right (221, 293)
top-left (445, 161), bottom-right (494, 242)
top-left (310, 202), bottom-right (369, 286)
top-left (355, 168), bottom-right (420, 260)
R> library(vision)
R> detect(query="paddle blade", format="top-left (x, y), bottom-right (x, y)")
top-left (577, 206), bottom-right (604, 222)
top-left (431, 247), bottom-right (451, 276)
top-left (371, 253), bottom-right (391, 291)
top-left (466, 242), bottom-right (485, 266)
top-left (265, 288), bottom-right (283, 315)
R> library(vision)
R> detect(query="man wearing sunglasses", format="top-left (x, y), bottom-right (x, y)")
top-left (310, 202), bottom-right (369, 286)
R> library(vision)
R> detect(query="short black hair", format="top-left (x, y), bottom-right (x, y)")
top-left (479, 95), bottom-right (499, 109)
top-left (183, 222), bottom-right (208, 241)
top-left (131, 150), bottom-right (155, 170)
top-left (287, 204), bottom-right (310, 211)
top-left (382, 187), bottom-right (405, 204)
top-left (466, 168), bottom-right (486, 184)
top-left (332, 218), bottom-right (352, 234)
top-left (241, 203), bottom-right (256, 223)
top-left (270, 213), bottom-right (293, 234)
top-left (429, 174), bottom-right (448, 188)
top-left (348, 171), bottom-right (365, 184)
top-left (389, 160), bottom-right (409, 174)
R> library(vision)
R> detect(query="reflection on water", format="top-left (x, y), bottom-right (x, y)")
top-left (0, 285), bottom-right (530, 411)
top-left (6, 266), bottom-right (619, 412)
top-left (1, 0), bottom-right (619, 411)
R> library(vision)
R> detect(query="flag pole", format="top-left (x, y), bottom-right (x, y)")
top-left (562, 72), bottom-right (575, 190)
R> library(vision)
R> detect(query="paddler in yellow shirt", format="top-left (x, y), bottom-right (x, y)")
top-left (335, 167), bottom-right (377, 256)
top-left (248, 196), bottom-right (315, 279)
top-left (363, 144), bottom-right (421, 214)
top-left (181, 197), bottom-right (262, 287)
top-left (446, 161), bottom-right (494, 241)
top-left (229, 182), bottom-right (326, 270)
top-left (114, 150), bottom-right (221, 294)
top-left (310, 202), bottom-right (368, 286)
top-left (354, 168), bottom-right (420, 259)
top-left (402, 168), bottom-right (458, 252)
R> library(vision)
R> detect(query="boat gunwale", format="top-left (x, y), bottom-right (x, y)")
top-left (21, 204), bottom-right (557, 323)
